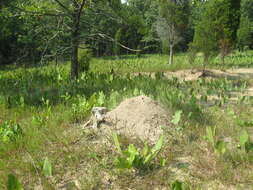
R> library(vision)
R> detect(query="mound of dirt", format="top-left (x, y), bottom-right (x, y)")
top-left (135, 68), bottom-right (253, 82)
top-left (165, 69), bottom-right (204, 81)
top-left (102, 96), bottom-right (171, 143)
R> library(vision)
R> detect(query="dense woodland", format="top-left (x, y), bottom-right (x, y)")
top-left (0, 0), bottom-right (252, 77)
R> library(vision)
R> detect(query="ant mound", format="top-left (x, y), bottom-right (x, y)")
top-left (102, 95), bottom-right (171, 143)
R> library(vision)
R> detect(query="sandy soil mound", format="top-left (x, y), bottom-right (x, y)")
top-left (102, 96), bottom-right (171, 143)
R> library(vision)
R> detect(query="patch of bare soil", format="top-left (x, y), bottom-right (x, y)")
top-left (101, 95), bottom-right (171, 143)
top-left (136, 69), bottom-right (253, 101)
top-left (164, 68), bottom-right (251, 81)
top-left (163, 69), bottom-right (203, 81)
top-left (136, 68), bottom-right (253, 81)
top-left (245, 87), bottom-right (253, 96)
top-left (227, 68), bottom-right (253, 77)
top-left (135, 70), bottom-right (204, 81)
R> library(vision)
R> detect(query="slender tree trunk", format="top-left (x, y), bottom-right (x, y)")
top-left (71, 34), bottom-right (79, 79)
top-left (70, 0), bottom-right (86, 80)
top-left (70, 13), bottom-right (79, 80)
top-left (169, 44), bottom-right (173, 65)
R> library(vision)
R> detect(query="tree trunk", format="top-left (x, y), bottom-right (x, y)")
top-left (169, 44), bottom-right (173, 65)
top-left (71, 32), bottom-right (79, 79)
top-left (70, 0), bottom-right (86, 80)
top-left (70, 13), bottom-right (79, 80)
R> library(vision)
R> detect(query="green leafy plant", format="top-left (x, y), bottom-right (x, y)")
top-left (171, 180), bottom-right (190, 190)
top-left (41, 97), bottom-right (51, 114)
top-left (204, 126), bottom-right (227, 155)
top-left (113, 133), bottom-right (164, 170)
top-left (204, 126), bottom-right (216, 147)
top-left (160, 158), bottom-right (166, 167)
top-left (171, 110), bottom-right (183, 125)
top-left (71, 94), bottom-right (97, 121)
top-left (7, 174), bottom-right (24, 190)
top-left (113, 133), bottom-right (122, 153)
top-left (32, 115), bottom-right (47, 128)
top-left (0, 121), bottom-right (23, 143)
top-left (42, 157), bottom-right (52, 177)
top-left (97, 91), bottom-right (106, 106)
top-left (61, 92), bottom-right (71, 103)
top-left (237, 118), bottom-right (253, 127)
top-left (239, 130), bottom-right (249, 148)
top-left (171, 180), bottom-right (183, 190)
top-left (239, 130), bottom-right (253, 153)
top-left (214, 140), bottom-right (227, 155)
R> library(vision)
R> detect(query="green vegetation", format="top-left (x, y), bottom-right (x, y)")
top-left (91, 51), bottom-right (253, 73)
top-left (192, 0), bottom-right (241, 65)
top-left (1, 0), bottom-right (253, 189)
top-left (0, 121), bottom-right (23, 143)
top-left (239, 130), bottom-right (253, 153)
top-left (42, 157), bottom-right (52, 177)
top-left (0, 52), bottom-right (253, 189)
top-left (204, 126), bottom-right (227, 156)
top-left (1, 0), bottom-right (252, 77)
top-left (113, 133), bottom-right (164, 170)
top-left (7, 174), bottom-right (24, 190)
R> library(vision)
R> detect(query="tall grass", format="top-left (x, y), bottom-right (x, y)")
top-left (91, 50), bottom-right (253, 73)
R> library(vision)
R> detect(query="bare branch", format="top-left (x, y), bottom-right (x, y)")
top-left (78, 18), bottom-right (141, 52)
top-left (97, 33), bottom-right (141, 52)
top-left (40, 31), bottom-right (61, 64)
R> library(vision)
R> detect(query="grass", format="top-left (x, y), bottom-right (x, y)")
top-left (91, 50), bottom-right (253, 73)
top-left (0, 51), bottom-right (253, 189)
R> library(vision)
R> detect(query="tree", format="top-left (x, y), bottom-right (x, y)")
top-left (237, 0), bottom-right (253, 50)
top-left (1, 0), bottom-right (195, 69)
top-left (14, 0), bottom-right (122, 79)
top-left (155, 0), bottom-right (190, 65)
top-left (0, 0), bottom-right (32, 65)
top-left (0, 0), bottom-right (68, 66)
top-left (37, 0), bottom-right (89, 79)
top-left (237, 16), bottom-right (252, 51)
top-left (155, 17), bottom-right (181, 64)
top-left (192, 0), bottom-right (241, 65)
top-left (228, 0), bottom-right (241, 43)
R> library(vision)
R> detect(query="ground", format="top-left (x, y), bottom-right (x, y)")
top-left (0, 51), bottom-right (253, 189)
